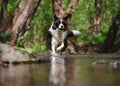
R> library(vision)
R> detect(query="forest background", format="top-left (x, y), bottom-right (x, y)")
top-left (0, 0), bottom-right (120, 54)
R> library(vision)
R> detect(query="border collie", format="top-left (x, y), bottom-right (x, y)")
top-left (47, 15), bottom-right (80, 55)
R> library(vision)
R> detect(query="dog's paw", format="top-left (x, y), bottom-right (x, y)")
top-left (56, 47), bottom-right (61, 52)
top-left (51, 51), bottom-right (59, 56)
top-left (56, 43), bottom-right (64, 52)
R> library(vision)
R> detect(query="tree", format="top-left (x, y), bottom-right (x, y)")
top-left (10, 0), bottom-right (41, 45)
top-left (53, 0), bottom-right (78, 21)
top-left (93, 0), bottom-right (101, 36)
top-left (101, 10), bottom-right (120, 52)
top-left (0, 0), bottom-right (41, 46)
top-left (0, 0), bottom-right (9, 32)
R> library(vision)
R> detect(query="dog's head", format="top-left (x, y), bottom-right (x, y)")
top-left (53, 15), bottom-right (68, 31)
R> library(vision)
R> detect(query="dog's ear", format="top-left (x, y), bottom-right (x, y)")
top-left (54, 14), bottom-right (59, 21)
top-left (63, 15), bottom-right (69, 21)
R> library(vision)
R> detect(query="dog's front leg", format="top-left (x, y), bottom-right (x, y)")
top-left (51, 38), bottom-right (57, 55)
top-left (56, 42), bottom-right (64, 52)
top-left (56, 31), bottom-right (67, 52)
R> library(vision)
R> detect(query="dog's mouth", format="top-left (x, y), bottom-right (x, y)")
top-left (59, 28), bottom-right (64, 30)
top-left (59, 28), bottom-right (66, 31)
top-left (58, 25), bottom-right (66, 31)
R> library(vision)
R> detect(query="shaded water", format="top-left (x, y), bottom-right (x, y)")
top-left (0, 54), bottom-right (120, 86)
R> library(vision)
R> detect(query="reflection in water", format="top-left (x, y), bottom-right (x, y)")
top-left (0, 64), bottom-right (32, 86)
top-left (49, 56), bottom-right (65, 86)
top-left (0, 63), bottom-right (50, 86)
top-left (1, 55), bottom-right (120, 86)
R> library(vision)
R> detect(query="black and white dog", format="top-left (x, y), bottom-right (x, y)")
top-left (47, 15), bottom-right (80, 55)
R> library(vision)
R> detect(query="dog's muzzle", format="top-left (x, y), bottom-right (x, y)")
top-left (59, 28), bottom-right (65, 31)
top-left (59, 25), bottom-right (65, 31)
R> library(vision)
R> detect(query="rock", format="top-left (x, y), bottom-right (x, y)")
top-left (92, 60), bottom-right (120, 68)
top-left (0, 43), bottom-right (30, 62)
top-left (92, 60), bottom-right (110, 65)
top-left (0, 43), bottom-right (40, 64)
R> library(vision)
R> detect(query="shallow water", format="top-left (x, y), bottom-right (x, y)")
top-left (0, 54), bottom-right (120, 86)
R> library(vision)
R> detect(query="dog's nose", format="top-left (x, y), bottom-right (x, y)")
top-left (61, 25), bottom-right (64, 28)
top-left (59, 24), bottom-right (64, 30)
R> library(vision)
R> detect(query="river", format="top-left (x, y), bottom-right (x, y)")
top-left (0, 54), bottom-right (120, 86)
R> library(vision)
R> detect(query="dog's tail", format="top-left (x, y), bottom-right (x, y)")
top-left (67, 30), bottom-right (81, 37)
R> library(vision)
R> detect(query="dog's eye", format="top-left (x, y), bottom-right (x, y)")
top-left (54, 20), bottom-right (61, 28)
top-left (62, 21), bottom-right (67, 25)
top-left (55, 20), bottom-right (60, 24)
top-left (62, 21), bottom-right (65, 24)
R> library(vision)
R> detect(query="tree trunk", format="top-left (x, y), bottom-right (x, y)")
top-left (0, 0), bottom-right (9, 32)
top-left (53, 0), bottom-right (64, 18)
top-left (53, 0), bottom-right (78, 17)
top-left (0, 0), bottom-right (8, 22)
top-left (93, 0), bottom-right (101, 36)
top-left (10, 0), bottom-right (41, 46)
top-left (101, 10), bottom-right (120, 53)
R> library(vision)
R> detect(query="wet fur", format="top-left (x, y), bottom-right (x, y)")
top-left (46, 15), bottom-right (80, 55)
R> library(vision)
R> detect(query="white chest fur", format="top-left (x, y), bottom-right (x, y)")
top-left (49, 24), bottom-right (66, 43)
top-left (48, 23), bottom-right (68, 55)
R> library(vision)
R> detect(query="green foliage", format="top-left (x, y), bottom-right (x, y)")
top-left (71, 0), bottom-right (120, 45)
top-left (1, 0), bottom-right (120, 53)
top-left (0, 30), bottom-right (10, 44)
top-left (71, 0), bottom-right (94, 43)
top-left (17, 43), bottom-right (47, 54)
top-left (0, 30), bottom-right (10, 38)
top-left (8, 0), bottom-right (18, 12)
